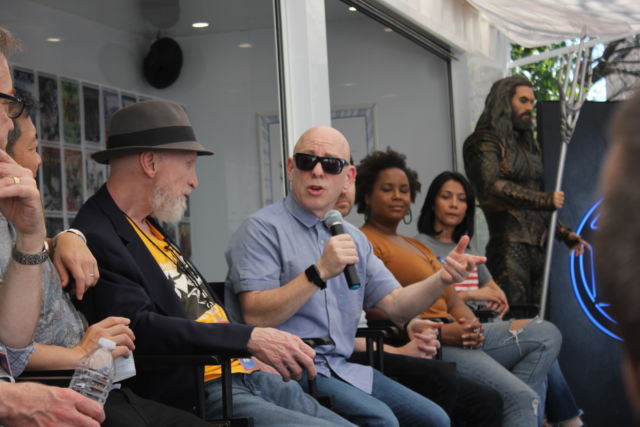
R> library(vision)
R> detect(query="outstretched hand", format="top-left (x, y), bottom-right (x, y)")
top-left (439, 236), bottom-right (486, 285)
top-left (566, 232), bottom-right (590, 256)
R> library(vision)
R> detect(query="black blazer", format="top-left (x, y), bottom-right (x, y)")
top-left (73, 185), bottom-right (254, 411)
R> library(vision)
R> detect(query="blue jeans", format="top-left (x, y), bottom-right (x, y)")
top-left (299, 369), bottom-right (450, 427)
top-left (204, 372), bottom-right (355, 426)
top-left (545, 361), bottom-right (582, 424)
top-left (442, 318), bottom-right (561, 427)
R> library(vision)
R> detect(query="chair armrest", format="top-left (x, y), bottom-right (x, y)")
top-left (301, 337), bottom-right (334, 347)
top-left (474, 309), bottom-right (500, 323)
top-left (355, 328), bottom-right (387, 372)
top-left (509, 304), bottom-right (540, 319)
top-left (135, 352), bottom-right (250, 421)
top-left (298, 337), bottom-right (334, 408)
top-left (356, 328), bottom-right (388, 339)
top-left (135, 352), bottom-right (250, 367)
top-left (17, 369), bottom-right (74, 387)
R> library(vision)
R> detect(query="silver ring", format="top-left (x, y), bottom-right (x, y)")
top-left (88, 273), bottom-right (96, 278)
top-left (12, 176), bottom-right (20, 185)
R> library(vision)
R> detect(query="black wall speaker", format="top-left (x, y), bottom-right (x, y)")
top-left (143, 37), bottom-right (183, 89)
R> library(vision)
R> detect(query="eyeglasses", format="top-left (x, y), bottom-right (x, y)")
top-left (0, 92), bottom-right (25, 119)
top-left (294, 153), bottom-right (349, 175)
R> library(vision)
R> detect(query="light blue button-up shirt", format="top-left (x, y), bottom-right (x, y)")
top-left (225, 195), bottom-right (400, 393)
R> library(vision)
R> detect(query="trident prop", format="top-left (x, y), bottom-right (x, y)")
top-left (539, 35), bottom-right (593, 319)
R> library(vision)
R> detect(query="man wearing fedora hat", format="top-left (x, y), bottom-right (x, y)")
top-left (72, 100), bottom-right (353, 426)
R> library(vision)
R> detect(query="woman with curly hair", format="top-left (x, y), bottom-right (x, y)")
top-left (357, 148), bottom-right (562, 427)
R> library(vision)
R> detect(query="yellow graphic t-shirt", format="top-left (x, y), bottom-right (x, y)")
top-left (129, 218), bottom-right (257, 381)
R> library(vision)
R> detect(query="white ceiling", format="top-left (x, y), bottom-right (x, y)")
top-left (27, 0), bottom-right (360, 38)
top-left (468, 0), bottom-right (640, 46)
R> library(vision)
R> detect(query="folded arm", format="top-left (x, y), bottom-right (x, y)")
top-left (0, 153), bottom-right (47, 348)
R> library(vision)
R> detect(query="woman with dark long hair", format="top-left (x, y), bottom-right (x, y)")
top-left (416, 171), bottom-right (584, 427)
top-left (356, 148), bottom-right (563, 427)
top-left (416, 171), bottom-right (508, 317)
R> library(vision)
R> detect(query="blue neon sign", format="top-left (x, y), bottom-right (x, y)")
top-left (569, 199), bottom-right (621, 341)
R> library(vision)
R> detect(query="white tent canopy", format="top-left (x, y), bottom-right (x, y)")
top-left (467, 0), bottom-right (640, 47)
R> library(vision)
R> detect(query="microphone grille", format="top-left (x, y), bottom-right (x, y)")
top-left (323, 210), bottom-right (343, 228)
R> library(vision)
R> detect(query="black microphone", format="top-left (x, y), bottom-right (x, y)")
top-left (323, 210), bottom-right (361, 290)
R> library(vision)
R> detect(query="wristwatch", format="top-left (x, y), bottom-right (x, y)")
top-left (305, 264), bottom-right (326, 290)
top-left (11, 241), bottom-right (49, 265)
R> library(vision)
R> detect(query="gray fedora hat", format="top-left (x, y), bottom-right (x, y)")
top-left (92, 99), bottom-right (213, 164)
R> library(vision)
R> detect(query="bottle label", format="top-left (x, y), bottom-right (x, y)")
top-left (113, 355), bottom-right (136, 382)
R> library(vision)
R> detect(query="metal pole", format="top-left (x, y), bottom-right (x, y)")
top-left (539, 141), bottom-right (569, 319)
top-left (538, 34), bottom-right (591, 319)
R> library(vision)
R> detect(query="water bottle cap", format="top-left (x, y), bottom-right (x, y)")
top-left (97, 337), bottom-right (116, 350)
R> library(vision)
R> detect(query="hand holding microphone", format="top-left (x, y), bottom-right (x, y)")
top-left (318, 210), bottom-right (361, 290)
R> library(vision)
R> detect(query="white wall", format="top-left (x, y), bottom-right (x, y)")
top-left (161, 29), bottom-right (281, 280)
top-left (2, 0), bottom-right (155, 94)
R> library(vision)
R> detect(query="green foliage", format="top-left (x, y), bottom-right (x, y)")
top-left (511, 42), bottom-right (567, 101)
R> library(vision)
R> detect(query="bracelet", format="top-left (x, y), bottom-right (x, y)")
top-left (54, 228), bottom-right (87, 244)
top-left (11, 241), bottom-right (49, 265)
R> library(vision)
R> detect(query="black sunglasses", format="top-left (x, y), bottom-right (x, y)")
top-left (0, 92), bottom-right (25, 119)
top-left (294, 153), bottom-right (349, 175)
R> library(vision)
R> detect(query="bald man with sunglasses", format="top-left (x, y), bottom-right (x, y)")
top-left (225, 125), bottom-right (486, 426)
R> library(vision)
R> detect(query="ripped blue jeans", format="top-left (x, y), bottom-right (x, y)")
top-left (441, 318), bottom-right (562, 427)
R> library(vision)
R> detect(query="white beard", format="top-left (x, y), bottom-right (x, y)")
top-left (151, 185), bottom-right (187, 224)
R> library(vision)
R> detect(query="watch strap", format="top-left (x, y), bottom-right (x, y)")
top-left (305, 264), bottom-right (326, 290)
top-left (11, 241), bottom-right (49, 265)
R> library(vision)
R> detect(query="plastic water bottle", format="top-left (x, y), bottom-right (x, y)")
top-left (69, 337), bottom-right (115, 405)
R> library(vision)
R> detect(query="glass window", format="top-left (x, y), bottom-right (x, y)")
top-left (325, 0), bottom-right (454, 234)
top-left (2, 0), bottom-right (283, 280)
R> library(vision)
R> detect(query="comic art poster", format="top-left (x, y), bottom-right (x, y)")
top-left (13, 68), bottom-right (38, 126)
top-left (13, 67), bottom-right (35, 94)
top-left (41, 145), bottom-right (62, 211)
top-left (38, 75), bottom-right (59, 142)
top-left (45, 215), bottom-right (64, 236)
top-left (85, 150), bottom-right (106, 197)
top-left (102, 89), bottom-right (119, 140)
top-left (65, 149), bottom-right (83, 211)
top-left (61, 79), bottom-right (80, 144)
top-left (83, 85), bottom-right (100, 143)
top-left (121, 93), bottom-right (137, 107)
